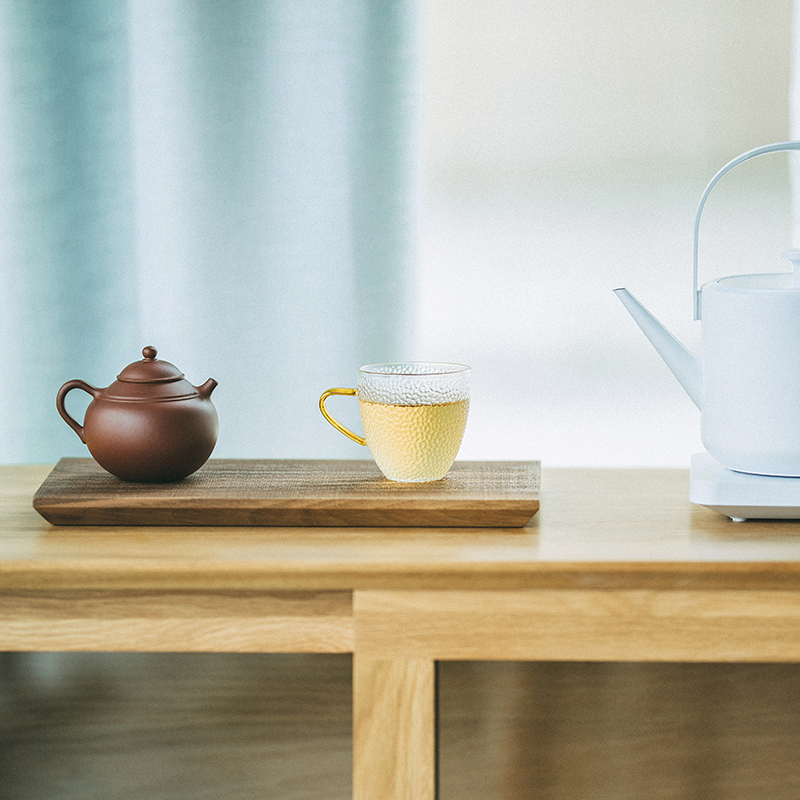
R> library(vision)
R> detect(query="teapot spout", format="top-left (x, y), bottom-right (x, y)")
top-left (197, 378), bottom-right (218, 399)
top-left (614, 288), bottom-right (702, 409)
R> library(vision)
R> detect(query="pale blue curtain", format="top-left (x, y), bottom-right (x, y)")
top-left (0, 0), bottom-right (418, 464)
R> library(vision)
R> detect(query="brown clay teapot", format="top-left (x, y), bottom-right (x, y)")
top-left (57, 346), bottom-right (218, 482)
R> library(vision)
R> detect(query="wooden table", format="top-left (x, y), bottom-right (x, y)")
top-left (4, 464), bottom-right (800, 799)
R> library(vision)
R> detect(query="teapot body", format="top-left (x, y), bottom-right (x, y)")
top-left (701, 274), bottom-right (800, 476)
top-left (57, 347), bottom-right (218, 482)
top-left (83, 392), bottom-right (218, 482)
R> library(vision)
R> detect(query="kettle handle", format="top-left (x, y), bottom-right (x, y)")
top-left (693, 140), bottom-right (800, 321)
top-left (56, 380), bottom-right (101, 444)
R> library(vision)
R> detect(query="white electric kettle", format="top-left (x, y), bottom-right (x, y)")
top-left (616, 141), bottom-right (800, 477)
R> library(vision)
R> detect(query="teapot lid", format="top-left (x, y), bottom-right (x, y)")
top-left (117, 346), bottom-right (185, 383)
top-left (103, 346), bottom-right (198, 401)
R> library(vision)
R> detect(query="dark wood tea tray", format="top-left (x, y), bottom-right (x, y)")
top-left (32, 458), bottom-right (540, 528)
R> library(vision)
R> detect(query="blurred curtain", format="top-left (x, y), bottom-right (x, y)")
top-left (0, 0), bottom-right (419, 463)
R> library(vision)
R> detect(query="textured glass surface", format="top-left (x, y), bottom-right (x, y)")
top-left (357, 363), bottom-right (471, 482)
top-left (357, 362), bottom-right (470, 405)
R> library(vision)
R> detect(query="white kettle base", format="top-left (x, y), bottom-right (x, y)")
top-left (690, 452), bottom-right (800, 521)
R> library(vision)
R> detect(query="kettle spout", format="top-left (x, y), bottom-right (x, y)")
top-left (614, 288), bottom-right (702, 409)
top-left (197, 378), bottom-right (218, 399)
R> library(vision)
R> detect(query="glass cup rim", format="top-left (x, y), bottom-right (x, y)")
top-left (359, 362), bottom-right (470, 377)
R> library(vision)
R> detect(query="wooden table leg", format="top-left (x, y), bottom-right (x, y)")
top-left (353, 655), bottom-right (436, 800)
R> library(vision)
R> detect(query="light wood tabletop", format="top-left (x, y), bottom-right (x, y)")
top-left (4, 463), bottom-right (800, 800)
top-left (4, 464), bottom-right (800, 590)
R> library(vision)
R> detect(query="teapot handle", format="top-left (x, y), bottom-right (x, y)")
top-left (56, 380), bottom-right (101, 444)
top-left (693, 140), bottom-right (800, 320)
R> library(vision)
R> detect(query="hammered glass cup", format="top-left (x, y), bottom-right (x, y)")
top-left (319, 362), bottom-right (471, 482)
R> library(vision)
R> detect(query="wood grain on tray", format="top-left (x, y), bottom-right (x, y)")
top-left (32, 458), bottom-right (540, 528)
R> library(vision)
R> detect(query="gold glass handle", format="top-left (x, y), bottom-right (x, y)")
top-left (319, 388), bottom-right (367, 446)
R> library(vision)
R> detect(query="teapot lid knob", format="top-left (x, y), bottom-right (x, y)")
top-left (115, 346), bottom-right (184, 385)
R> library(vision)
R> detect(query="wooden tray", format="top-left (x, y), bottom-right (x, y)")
top-left (33, 458), bottom-right (540, 528)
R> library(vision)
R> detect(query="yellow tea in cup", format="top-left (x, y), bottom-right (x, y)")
top-left (320, 363), bottom-right (471, 482)
top-left (359, 396), bottom-right (469, 482)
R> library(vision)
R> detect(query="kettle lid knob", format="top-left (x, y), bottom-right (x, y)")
top-left (782, 249), bottom-right (800, 288)
top-left (142, 346), bottom-right (158, 361)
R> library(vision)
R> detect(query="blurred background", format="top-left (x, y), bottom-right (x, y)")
top-left (1, 5), bottom-right (799, 799)
top-left (0, 0), bottom-right (795, 467)
top-left (419, 0), bottom-right (795, 466)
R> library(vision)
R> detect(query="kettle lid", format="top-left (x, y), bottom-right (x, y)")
top-left (783, 249), bottom-right (800, 288)
top-left (117, 346), bottom-right (185, 384)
